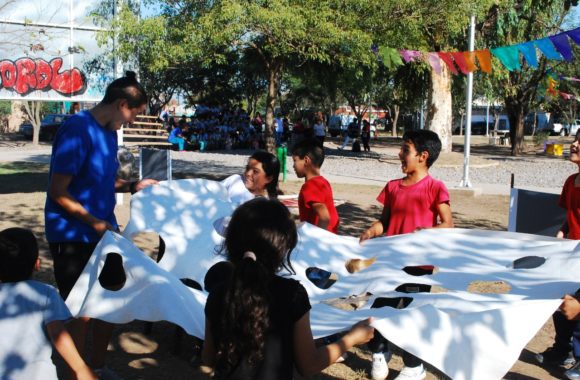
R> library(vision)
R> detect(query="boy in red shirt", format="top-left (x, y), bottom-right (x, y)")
top-left (360, 129), bottom-right (453, 380)
top-left (292, 139), bottom-right (340, 233)
top-left (535, 131), bottom-right (580, 380)
top-left (557, 130), bottom-right (580, 239)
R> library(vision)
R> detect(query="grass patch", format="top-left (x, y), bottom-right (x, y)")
top-left (0, 161), bottom-right (49, 175)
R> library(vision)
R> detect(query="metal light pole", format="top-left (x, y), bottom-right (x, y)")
top-left (460, 15), bottom-right (475, 188)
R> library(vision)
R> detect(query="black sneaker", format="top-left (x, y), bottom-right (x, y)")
top-left (535, 348), bottom-right (576, 366)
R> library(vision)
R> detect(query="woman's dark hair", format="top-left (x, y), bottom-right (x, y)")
top-left (250, 150), bottom-right (280, 199)
top-left (217, 198), bottom-right (297, 368)
top-left (101, 71), bottom-right (147, 108)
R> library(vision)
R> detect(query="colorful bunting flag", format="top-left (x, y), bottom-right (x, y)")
top-left (535, 38), bottom-right (563, 60)
top-left (451, 52), bottom-right (470, 74)
top-left (547, 76), bottom-right (558, 96)
top-left (548, 33), bottom-right (573, 61)
top-left (426, 52), bottom-right (442, 75)
top-left (463, 52), bottom-right (478, 72)
top-left (474, 50), bottom-right (492, 73)
top-left (491, 46), bottom-right (521, 71)
top-left (399, 50), bottom-right (422, 63)
top-left (373, 27), bottom-right (578, 76)
top-left (566, 27), bottom-right (580, 46)
top-left (517, 42), bottom-right (538, 69)
top-left (560, 76), bottom-right (580, 83)
top-left (437, 52), bottom-right (459, 75)
top-left (378, 47), bottom-right (404, 69)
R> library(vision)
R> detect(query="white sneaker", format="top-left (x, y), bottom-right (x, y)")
top-left (394, 364), bottom-right (426, 380)
top-left (371, 353), bottom-right (389, 380)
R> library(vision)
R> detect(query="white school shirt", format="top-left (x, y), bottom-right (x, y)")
top-left (0, 280), bottom-right (72, 380)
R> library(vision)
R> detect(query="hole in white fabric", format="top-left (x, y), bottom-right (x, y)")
top-left (322, 293), bottom-right (372, 311)
top-left (306, 267), bottom-right (338, 289)
top-left (402, 265), bottom-right (438, 276)
top-left (213, 216), bottom-right (231, 237)
top-left (467, 280), bottom-right (511, 294)
top-left (180, 278), bottom-right (203, 291)
top-left (131, 232), bottom-right (164, 262)
top-left (370, 296), bottom-right (413, 309)
top-left (98, 252), bottom-right (126, 291)
top-left (395, 283), bottom-right (432, 293)
top-left (345, 256), bottom-right (377, 273)
top-left (511, 256), bottom-right (546, 269)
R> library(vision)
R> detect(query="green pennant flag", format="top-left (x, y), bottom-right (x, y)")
top-left (378, 46), bottom-right (404, 69)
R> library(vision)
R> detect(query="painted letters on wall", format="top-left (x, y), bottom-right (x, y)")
top-left (0, 57), bottom-right (86, 96)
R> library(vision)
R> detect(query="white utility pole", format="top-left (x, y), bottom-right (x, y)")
top-left (460, 15), bottom-right (475, 188)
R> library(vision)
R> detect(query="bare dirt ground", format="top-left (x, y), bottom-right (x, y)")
top-left (0, 135), bottom-right (571, 380)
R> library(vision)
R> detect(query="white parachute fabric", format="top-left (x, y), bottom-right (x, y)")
top-left (66, 179), bottom-right (579, 379)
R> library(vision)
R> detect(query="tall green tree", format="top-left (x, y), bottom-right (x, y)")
top-left (107, 0), bottom-right (376, 152)
top-left (479, 0), bottom-right (577, 155)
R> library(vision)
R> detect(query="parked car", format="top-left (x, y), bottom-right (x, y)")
top-left (567, 120), bottom-right (580, 136)
top-left (453, 114), bottom-right (510, 135)
top-left (19, 114), bottom-right (71, 141)
top-left (548, 120), bottom-right (569, 136)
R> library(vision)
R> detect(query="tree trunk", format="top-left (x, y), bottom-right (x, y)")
top-left (264, 63), bottom-right (281, 154)
top-left (426, 64), bottom-right (453, 152)
top-left (505, 98), bottom-right (526, 156)
top-left (23, 101), bottom-right (42, 145)
top-left (392, 104), bottom-right (399, 137)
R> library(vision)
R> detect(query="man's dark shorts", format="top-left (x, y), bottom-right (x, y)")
top-left (49, 242), bottom-right (124, 300)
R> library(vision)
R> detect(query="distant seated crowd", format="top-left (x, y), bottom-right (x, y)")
top-left (163, 104), bottom-right (294, 152)
top-left (159, 105), bottom-right (324, 151)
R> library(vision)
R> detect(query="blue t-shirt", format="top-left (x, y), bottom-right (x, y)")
top-left (169, 126), bottom-right (183, 139)
top-left (45, 110), bottom-right (119, 243)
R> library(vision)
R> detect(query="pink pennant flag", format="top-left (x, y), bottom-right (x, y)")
top-left (559, 91), bottom-right (574, 100)
top-left (426, 52), bottom-right (442, 75)
top-left (399, 50), bottom-right (422, 63)
top-left (437, 52), bottom-right (459, 75)
top-left (451, 52), bottom-right (470, 74)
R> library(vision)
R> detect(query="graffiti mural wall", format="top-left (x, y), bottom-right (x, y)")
top-left (0, 0), bottom-right (118, 101)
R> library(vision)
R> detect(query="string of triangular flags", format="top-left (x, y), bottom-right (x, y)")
top-left (545, 72), bottom-right (579, 101)
top-left (374, 27), bottom-right (579, 101)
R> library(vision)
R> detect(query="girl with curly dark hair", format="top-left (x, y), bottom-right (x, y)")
top-left (200, 198), bottom-right (374, 379)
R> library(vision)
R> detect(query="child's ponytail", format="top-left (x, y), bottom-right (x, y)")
top-left (219, 251), bottom-right (271, 367)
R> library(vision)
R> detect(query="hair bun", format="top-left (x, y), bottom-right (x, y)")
top-left (125, 71), bottom-right (137, 80)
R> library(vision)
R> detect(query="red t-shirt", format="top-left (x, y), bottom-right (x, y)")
top-left (298, 176), bottom-right (340, 233)
top-left (559, 173), bottom-right (580, 239)
top-left (376, 175), bottom-right (450, 236)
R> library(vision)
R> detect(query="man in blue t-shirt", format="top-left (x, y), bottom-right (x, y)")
top-left (45, 72), bottom-right (157, 376)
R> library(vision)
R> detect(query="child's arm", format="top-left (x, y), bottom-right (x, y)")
top-left (560, 294), bottom-right (580, 320)
top-left (433, 202), bottom-right (454, 229)
top-left (312, 202), bottom-right (331, 230)
top-left (293, 312), bottom-right (374, 377)
top-left (557, 220), bottom-right (569, 238)
top-left (199, 319), bottom-right (216, 378)
top-left (46, 320), bottom-right (97, 380)
top-left (360, 206), bottom-right (390, 243)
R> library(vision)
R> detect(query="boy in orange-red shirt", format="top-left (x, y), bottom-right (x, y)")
top-left (292, 139), bottom-right (339, 233)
